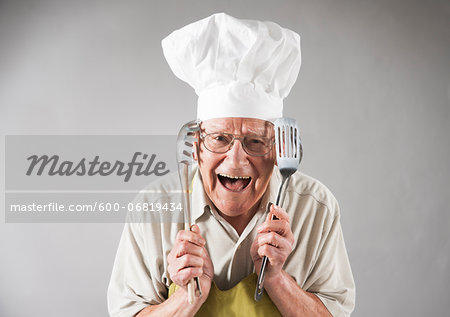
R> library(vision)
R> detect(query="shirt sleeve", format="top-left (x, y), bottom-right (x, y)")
top-left (107, 220), bottom-right (168, 317)
top-left (303, 211), bottom-right (356, 317)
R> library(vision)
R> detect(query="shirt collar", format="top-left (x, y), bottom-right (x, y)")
top-left (191, 167), bottom-right (211, 223)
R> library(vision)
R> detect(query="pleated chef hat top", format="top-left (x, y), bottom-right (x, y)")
top-left (162, 13), bottom-right (301, 121)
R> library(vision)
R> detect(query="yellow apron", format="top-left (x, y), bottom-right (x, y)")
top-left (168, 273), bottom-right (281, 316)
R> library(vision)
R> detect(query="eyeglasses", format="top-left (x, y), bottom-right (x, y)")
top-left (200, 132), bottom-right (274, 157)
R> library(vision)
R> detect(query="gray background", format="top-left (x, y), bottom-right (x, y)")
top-left (1, 0), bottom-right (449, 316)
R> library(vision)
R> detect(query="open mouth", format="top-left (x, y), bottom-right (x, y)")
top-left (217, 173), bottom-right (251, 192)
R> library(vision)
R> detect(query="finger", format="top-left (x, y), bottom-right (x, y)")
top-left (168, 245), bottom-right (213, 281)
top-left (269, 204), bottom-right (290, 222)
top-left (257, 220), bottom-right (295, 245)
top-left (265, 206), bottom-right (275, 222)
top-left (168, 253), bottom-right (204, 282)
top-left (174, 253), bottom-right (204, 271)
top-left (172, 267), bottom-right (204, 286)
top-left (174, 240), bottom-right (206, 258)
top-left (176, 229), bottom-right (205, 247)
top-left (190, 224), bottom-right (200, 234)
top-left (257, 231), bottom-right (293, 252)
top-left (174, 243), bottom-right (211, 268)
top-left (257, 244), bottom-right (285, 265)
top-left (257, 218), bottom-right (290, 236)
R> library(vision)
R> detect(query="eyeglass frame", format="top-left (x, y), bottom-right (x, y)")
top-left (199, 132), bottom-right (275, 157)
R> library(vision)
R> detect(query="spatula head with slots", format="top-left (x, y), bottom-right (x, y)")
top-left (274, 117), bottom-right (302, 175)
top-left (176, 120), bottom-right (201, 165)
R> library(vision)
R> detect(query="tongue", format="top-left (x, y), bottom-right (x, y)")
top-left (220, 176), bottom-right (250, 192)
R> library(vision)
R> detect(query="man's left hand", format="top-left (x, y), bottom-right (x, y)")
top-left (250, 204), bottom-right (295, 281)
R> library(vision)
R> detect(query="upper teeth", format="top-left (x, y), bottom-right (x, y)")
top-left (219, 173), bottom-right (250, 180)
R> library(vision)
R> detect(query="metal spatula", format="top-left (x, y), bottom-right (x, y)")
top-left (255, 117), bottom-right (303, 301)
top-left (176, 119), bottom-right (202, 304)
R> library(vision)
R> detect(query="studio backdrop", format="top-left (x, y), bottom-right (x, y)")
top-left (1, 1), bottom-right (449, 316)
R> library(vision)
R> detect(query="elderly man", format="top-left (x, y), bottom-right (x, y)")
top-left (108, 13), bottom-right (355, 317)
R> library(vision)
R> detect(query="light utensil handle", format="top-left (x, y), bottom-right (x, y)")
top-left (187, 278), bottom-right (195, 304)
top-left (183, 165), bottom-right (202, 303)
top-left (184, 220), bottom-right (196, 304)
top-left (184, 225), bottom-right (201, 303)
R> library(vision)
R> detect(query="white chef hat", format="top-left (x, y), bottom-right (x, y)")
top-left (162, 12), bottom-right (301, 121)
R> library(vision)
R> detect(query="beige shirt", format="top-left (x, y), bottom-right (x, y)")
top-left (107, 168), bottom-right (355, 316)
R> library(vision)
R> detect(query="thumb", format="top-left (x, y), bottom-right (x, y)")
top-left (190, 224), bottom-right (200, 234)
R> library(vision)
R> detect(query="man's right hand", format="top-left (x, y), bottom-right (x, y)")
top-left (136, 225), bottom-right (213, 317)
top-left (167, 224), bottom-right (214, 300)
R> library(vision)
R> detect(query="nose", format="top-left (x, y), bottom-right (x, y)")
top-left (226, 138), bottom-right (249, 165)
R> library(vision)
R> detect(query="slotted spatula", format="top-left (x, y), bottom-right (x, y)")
top-left (255, 117), bottom-right (303, 301)
top-left (176, 119), bottom-right (202, 304)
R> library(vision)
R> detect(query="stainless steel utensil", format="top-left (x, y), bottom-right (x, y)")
top-left (176, 119), bottom-right (202, 304)
top-left (255, 117), bottom-right (303, 301)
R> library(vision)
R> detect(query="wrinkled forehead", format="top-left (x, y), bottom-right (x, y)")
top-left (200, 117), bottom-right (274, 136)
